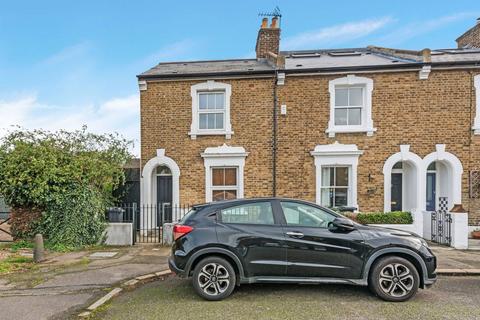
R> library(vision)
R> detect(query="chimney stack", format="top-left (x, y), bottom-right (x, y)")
top-left (456, 18), bottom-right (480, 48)
top-left (255, 17), bottom-right (280, 59)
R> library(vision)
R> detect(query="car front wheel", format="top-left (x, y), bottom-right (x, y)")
top-left (369, 256), bottom-right (420, 302)
top-left (192, 257), bottom-right (236, 301)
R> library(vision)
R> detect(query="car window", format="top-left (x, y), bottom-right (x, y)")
top-left (220, 202), bottom-right (275, 225)
top-left (281, 201), bottom-right (336, 228)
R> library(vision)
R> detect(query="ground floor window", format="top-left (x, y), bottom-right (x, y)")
top-left (211, 167), bottom-right (238, 201)
top-left (320, 166), bottom-right (349, 208)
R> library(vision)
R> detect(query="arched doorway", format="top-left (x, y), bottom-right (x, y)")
top-left (383, 145), bottom-right (424, 213)
top-left (141, 149), bottom-right (180, 216)
top-left (423, 145), bottom-right (463, 211)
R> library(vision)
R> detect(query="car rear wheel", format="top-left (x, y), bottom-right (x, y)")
top-left (369, 256), bottom-right (420, 302)
top-left (192, 257), bottom-right (236, 301)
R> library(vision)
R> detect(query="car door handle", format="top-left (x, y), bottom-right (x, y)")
top-left (286, 231), bottom-right (304, 238)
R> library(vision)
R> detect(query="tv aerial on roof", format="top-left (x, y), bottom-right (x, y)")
top-left (258, 6), bottom-right (282, 18)
top-left (258, 6), bottom-right (282, 27)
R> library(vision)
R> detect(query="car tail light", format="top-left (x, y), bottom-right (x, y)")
top-left (173, 225), bottom-right (194, 240)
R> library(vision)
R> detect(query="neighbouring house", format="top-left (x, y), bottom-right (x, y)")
top-left (137, 16), bottom-right (480, 237)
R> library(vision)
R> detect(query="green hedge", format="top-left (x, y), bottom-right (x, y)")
top-left (356, 211), bottom-right (413, 225)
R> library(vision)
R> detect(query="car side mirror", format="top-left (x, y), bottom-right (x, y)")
top-left (329, 217), bottom-right (356, 232)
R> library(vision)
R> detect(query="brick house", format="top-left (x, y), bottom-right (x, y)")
top-left (137, 17), bottom-right (480, 234)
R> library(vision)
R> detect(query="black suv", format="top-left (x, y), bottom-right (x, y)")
top-left (168, 198), bottom-right (436, 302)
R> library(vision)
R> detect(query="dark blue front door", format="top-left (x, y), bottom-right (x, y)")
top-left (426, 172), bottom-right (436, 211)
top-left (156, 175), bottom-right (173, 223)
top-left (391, 173), bottom-right (402, 211)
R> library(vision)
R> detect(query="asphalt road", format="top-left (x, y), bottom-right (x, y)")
top-left (92, 275), bottom-right (480, 320)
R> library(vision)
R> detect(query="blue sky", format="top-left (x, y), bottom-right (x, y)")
top-left (0, 1), bottom-right (479, 154)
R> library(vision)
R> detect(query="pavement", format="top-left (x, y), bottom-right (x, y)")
top-left (0, 245), bottom-right (169, 320)
top-left (0, 242), bottom-right (479, 320)
top-left (431, 242), bottom-right (480, 275)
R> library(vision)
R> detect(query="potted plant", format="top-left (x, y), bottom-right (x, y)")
top-left (472, 228), bottom-right (480, 239)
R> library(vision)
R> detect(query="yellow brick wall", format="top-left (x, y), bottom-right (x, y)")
top-left (141, 69), bottom-right (480, 225)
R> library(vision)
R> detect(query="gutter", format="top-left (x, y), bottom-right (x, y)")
top-left (272, 69), bottom-right (278, 197)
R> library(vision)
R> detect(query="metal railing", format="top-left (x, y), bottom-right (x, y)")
top-left (106, 203), bottom-right (192, 244)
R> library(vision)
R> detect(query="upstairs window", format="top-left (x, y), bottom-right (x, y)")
top-left (199, 92), bottom-right (225, 130)
top-left (326, 75), bottom-right (376, 137)
top-left (334, 87), bottom-right (363, 126)
top-left (189, 81), bottom-right (233, 139)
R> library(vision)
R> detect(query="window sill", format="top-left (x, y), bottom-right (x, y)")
top-left (325, 126), bottom-right (376, 138)
top-left (189, 130), bottom-right (234, 140)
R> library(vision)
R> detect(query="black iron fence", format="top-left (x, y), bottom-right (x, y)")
top-left (431, 210), bottom-right (452, 246)
top-left (106, 203), bottom-right (192, 244)
top-left (430, 197), bottom-right (452, 246)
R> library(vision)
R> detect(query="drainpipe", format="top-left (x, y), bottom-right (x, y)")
top-left (272, 70), bottom-right (278, 197)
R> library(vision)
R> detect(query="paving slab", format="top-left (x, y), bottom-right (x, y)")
top-left (89, 251), bottom-right (118, 259)
top-left (431, 245), bottom-right (480, 269)
top-left (0, 293), bottom-right (92, 320)
top-left (0, 245), bottom-right (169, 319)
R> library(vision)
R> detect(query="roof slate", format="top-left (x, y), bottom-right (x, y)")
top-left (139, 59), bottom-right (274, 78)
top-left (138, 47), bottom-right (480, 79)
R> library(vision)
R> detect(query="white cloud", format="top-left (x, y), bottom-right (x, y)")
top-left (378, 12), bottom-right (479, 46)
top-left (0, 94), bottom-right (140, 155)
top-left (282, 17), bottom-right (394, 50)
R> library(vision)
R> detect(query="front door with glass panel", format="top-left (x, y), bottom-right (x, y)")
top-left (391, 173), bottom-right (402, 211)
top-left (321, 166), bottom-right (349, 208)
top-left (156, 166), bottom-right (173, 223)
top-left (211, 167), bottom-right (238, 201)
top-left (426, 162), bottom-right (437, 211)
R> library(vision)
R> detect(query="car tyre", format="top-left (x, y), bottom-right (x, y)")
top-left (192, 256), bottom-right (236, 301)
top-left (369, 256), bottom-right (420, 302)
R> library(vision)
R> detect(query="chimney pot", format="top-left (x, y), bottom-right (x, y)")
top-left (271, 17), bottom-right (278, 28)
top-left (261, 18), bottom-right (268, 28)
top-left (256, 17), bottom-right (281, 59)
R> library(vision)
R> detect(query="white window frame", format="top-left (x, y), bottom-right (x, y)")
top-left (198, 91), bottom-right (226, 131)
top-left (201, 144), bottom-right (248, 202)
top-left (210, 166), bottom-right (239, 201)
top-left (326, 75), bottom-right (376, 137)
top-left (189, 80), bottom-right (233, 139)
top-left (320, 166), bottom-right (351, 208)
top-left (311, 142), bottom-right (363, 210)
top-left (472, 75), bottom-right (480, 134)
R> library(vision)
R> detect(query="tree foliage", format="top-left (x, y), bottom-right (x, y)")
top-left (0, 127), bottom-right (132, 247)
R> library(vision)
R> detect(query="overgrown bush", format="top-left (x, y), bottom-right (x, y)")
top-left (356, 211), bottom-right (413, 225)
top-left (0, 127), bottom-right (132, 247)
top-left (40, 185), bottom-right (107, 249)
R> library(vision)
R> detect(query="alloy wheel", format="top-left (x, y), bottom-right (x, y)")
top-left (378, 263), bottom-right (414, 298)
top-left (197, 262), bottom-right (230, 296)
